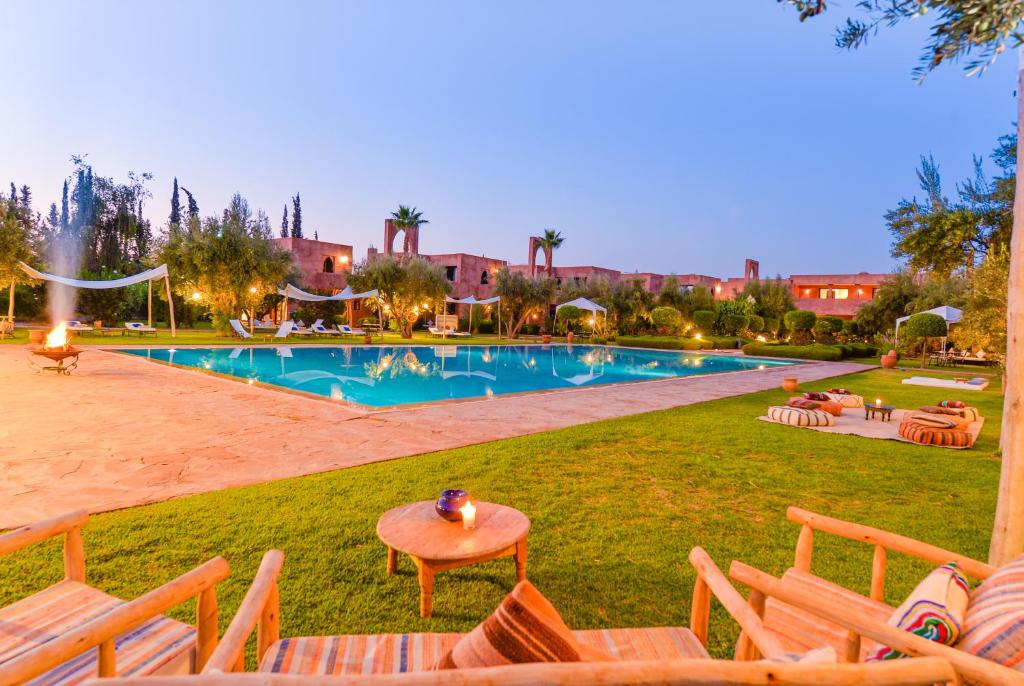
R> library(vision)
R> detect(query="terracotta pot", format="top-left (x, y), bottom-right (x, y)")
top-left (29, 329), bottom-right (45, 345)
top-left (880, 351), bottom-right (898, 369)
top-left (782, 377), bottom-right (799, 392)
top-left (541, 334), bottom-right (551, 344)
top-left (363, 334), bottom-right (372, 345)
top-left (567, 331), bottom-right (574, 344)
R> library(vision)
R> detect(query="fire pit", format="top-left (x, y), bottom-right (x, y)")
top-left (29, 323), bottom-right (82, 375)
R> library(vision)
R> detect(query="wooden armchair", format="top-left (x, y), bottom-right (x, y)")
top-left (711, 506), bottom-right (1019, 685)
top-left (182, 547), bottom-right (959, 685)
top-left (0, 510), bottom-right (230, 686)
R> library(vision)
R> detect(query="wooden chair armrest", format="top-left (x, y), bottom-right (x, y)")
top-left (687, 547), bottom-right (788, 660)
top-left (0, 556), bottom-right (230, 686)
top-left (730, 559), bottom-right (1024, 686)
top-left (203, 549), bottom-right (285, 674)
top-left (787, 506), bottom-right (994, 580)
top-left (0, 510), bottom-right (89, 556)
top-left (82, 657), bottom-right (959, 686)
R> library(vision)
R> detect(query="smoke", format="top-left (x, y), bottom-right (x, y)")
top-left (47, 234), bottom-right (83, 324)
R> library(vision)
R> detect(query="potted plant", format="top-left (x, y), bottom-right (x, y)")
top-left (782, 377), bottom-right (799, 392)
top-left (880, 349), bottom-right (898, 369)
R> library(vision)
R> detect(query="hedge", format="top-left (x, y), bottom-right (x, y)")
top-left (741, 342), bottom-right (844, 361)
top-left (835, 342), bottom-right (878, 358)
top-left (617, 336), bottom-right (703, 351)
top-left (692, 310), bottom-right (716, 332)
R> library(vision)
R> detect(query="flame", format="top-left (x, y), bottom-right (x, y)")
top-left (45, 323), bottom-right (69, 350)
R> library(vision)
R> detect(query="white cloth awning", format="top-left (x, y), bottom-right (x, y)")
top-left (445, 295), bottom-right (500, 305)
top-left (556, 297), bottom-right (607, 314)
top-left (894, 305), bottom-right (963, 344)
top-left (278, 283), bottom-right (379, 301)
top-left (19, 262), bottom-right (168, 289)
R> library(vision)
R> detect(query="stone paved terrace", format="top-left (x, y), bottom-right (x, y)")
top-left (0, 344), bottom-right (871, 527)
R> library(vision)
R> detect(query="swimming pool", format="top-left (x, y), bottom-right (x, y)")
top-left (118, 344), bottom-right (798, 408)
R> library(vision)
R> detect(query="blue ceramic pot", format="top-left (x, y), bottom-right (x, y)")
top-left (435, 489), bottom-right (468, 522)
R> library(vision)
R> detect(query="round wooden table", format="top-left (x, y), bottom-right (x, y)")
top-left (376, 500), bottom-right (530, 618)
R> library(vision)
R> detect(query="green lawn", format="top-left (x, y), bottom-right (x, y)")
top-left (0, 368), bottom-right (1002, 660)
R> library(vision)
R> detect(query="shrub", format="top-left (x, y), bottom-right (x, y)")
top-left (784, 309), bottom-right (817, 345)
top-left (705, 335), bottom-right (749, 349)
top-left (747, 314), bottom-right (764, 334)
top-left (617, 336), bottom-right (691, 350)
top-left (721, 313), bottom-right (750, 336)
top-left (763, 317), bottom-right (780, 336)
top-left (556, 305), bottom-right (583, 334)
top-left (650, 306), bottom-right (684, 335)
top-left (813, 315), bottom-right (843, 344)
top-left (591, 336), bottom-right (607, 344)
top-left (904, 312), bottom-right (948, 368)
top-left (692, 309), bottom-right (716, 333)
top-left (841, 320), bottom-right (861, 339)
top-left (741, 342), bottom-right (844, 361)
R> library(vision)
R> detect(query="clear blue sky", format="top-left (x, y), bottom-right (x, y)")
top-left (2, 1), bottom-right (1016, 278)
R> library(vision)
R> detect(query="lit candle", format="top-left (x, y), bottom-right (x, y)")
top-left (875, 398), bottom-right (882, 407)
top-left (460, 501), bottom-right (477, 530)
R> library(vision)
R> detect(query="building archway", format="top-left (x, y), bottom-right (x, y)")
top-left (384, 219), bottom-right (420, 257)
top-left (323, 256), bottom-right (335, 274)
top-left (480, 270), bottom-right (489, 285)
top-left (528, 236), bottom-right (553, 277)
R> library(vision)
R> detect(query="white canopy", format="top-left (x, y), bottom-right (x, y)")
top-left (894, 305), bottom-right (963, 344)
top-left (445, 295), bottom-right (500, 305)
top-left (18, 261), bottom-right (175, 336)
top-left (277, 284), bottom-right (379, 301)
top-left (19, 262), bottom-right (168, 289)
top-left (556, 297), bottom-right (607, 314)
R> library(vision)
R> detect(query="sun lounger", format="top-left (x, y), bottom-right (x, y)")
top-left (701, 507), bottom-right (1010, 686)
top-left (229, 319), bottom-right (253, 339)
top-left (902, 376), bottom-right (990, 391)
top-left (337, 324), bottom-right (366, 336)
top-left (428, 326), bottom-right (447, 337)
top-left (0, 510), bottom-right (230, 686)
top-left (273, 321), bottom-right (295, 338)
top-left (310, 322), bottom-right (340, 335)
top-left (169, 549), bottom-right (955, 686)
top-left (64, 320), bottom-right (93, 333)
top-left (124, 322), bottom-right (158, 336)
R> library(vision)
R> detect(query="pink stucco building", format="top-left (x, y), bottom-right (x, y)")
top-left (272, 236), bottom-right (353, 291)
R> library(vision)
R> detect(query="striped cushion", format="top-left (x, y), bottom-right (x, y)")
top-left (939, 400), bottom-right (966, 409)
top-left (0, 581), bottom-right (195, 686)
top-left (920, 406), bottom-right (961, 416)
top-left (803, 392), bottom-right (830, 401)
top-left (259, 627), bottom-right (707, 675)
top-left (759, 569), bottom-right (891, 661)
top-left (904, 413), bottom-right (959, 429)
top-left (866, 562), bottom-right (969, 661)
top-left (898, 419), bottom-right (973, 448)
top-left (959, 554), bottom-right (1024, 673)
top-left (434, 581), bottom-right (609, 669)
top-left (825, 393), bottom-right (864, 408)
top-left (767, 406), bottom-right (836, 427)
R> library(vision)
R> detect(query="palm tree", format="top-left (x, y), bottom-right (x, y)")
top-left (538, 229), bottom-right (565, 276)
top-left (390, 206), bottom-right (429, 254)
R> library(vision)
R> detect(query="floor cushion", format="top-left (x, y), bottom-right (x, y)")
top-left (433, 580), bottom-right (612, 669)
top-left (768, 406), bottom-right (836, 427)
top-left (904, 413), bottom-right (959, 429)
top-left (938, 400), bottom-right (966, 409)
top-left (866, 562), bottom-right (969, 661)
top-left (959, 407), bottom-right (981, 423)
top-left (825, 393), bottom-right (864, 408)
top-left (803, 392), bottom-right (830, 401)
top-left (959, 554), bottom-right (1024, 675)
top-left (787, 398), bottom-right (821, 410)
top-left (898, 419), bottom-right (973, 448)
top-left (919, 405), bottom-right (961, 416)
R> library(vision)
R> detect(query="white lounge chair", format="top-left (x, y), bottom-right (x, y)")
top-left (229, 319), bottom-right (253, 339)
top-left (252, 319), bottom-right (277, 330)
top-left (310, 321), bottom-right (339, 336)
top-left (273, 321), bottom-right (295, 338)
top-left (338, 324), bottom-right (367, 336)
top-left (124, 321), bottom-right (158, 336)
top-left (428, 326), bottom-right (447, 338)
top-left (64, 320), bottom-right (92, 333)
top-left (901, 375), bottom-right (990, 391)
top-left (447, 328), bottom-right (472, 338)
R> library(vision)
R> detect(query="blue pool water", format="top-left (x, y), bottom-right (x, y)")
top-left (118, 345), bottom-right (797, 408)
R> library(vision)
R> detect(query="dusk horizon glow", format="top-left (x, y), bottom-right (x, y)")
top-left (3, 0), bottom-right (1016, 278)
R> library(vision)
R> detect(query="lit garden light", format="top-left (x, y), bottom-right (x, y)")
top-left (191, 291), bottom-right (202, 301)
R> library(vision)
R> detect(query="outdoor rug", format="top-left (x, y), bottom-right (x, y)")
top-left (757, 408), bottom-right (985, 450)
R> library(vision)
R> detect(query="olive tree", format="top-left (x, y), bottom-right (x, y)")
top-left (0, 203), bottom-right (32, 321)
top-left (904, 312), bottom-right (949, 368)
top-left (346, 255), bottom-right (450, 338)
top-left (494, 268), bottom-right (556, 339)
top-left (651, 306), bottom-right (684, 335)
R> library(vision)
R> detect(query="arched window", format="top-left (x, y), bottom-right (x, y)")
top-left (480, 270), bottom-right (489, 285)
top-left (323, 257), bottom-right (334, 274)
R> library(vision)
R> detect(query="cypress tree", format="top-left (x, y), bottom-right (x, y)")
top-left (280, 204), bottom-right (289, 237)
top-left (8, 183), bottom-right (15, 209)
top-left (18, 185), bottom-right (30, 210)
top-left (169, 177), bottom-right (181, 226)
top-left (291, 193), bottom-right (303, 238)
top-left (314, 230), bottom-right (318, 240)
top-left (59, 180), bottom-right (70, 234)
top-left (182, 187), bottom-right (199, 219)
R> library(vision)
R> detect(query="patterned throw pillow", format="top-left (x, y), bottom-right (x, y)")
top-left (959, 555), bottom-right (1024, 675)
top-left (827, 388), bottom-right (851, 395)
top-left (867, 562), bottom-right (969, 661)
top-left (920, 405), bottom-right (961, 416)
top-left (904, 413), bottom-right (959, 429)
top-left (803, 392), bottom-right (830, 401)
top-left (939, 400), bottom-right (966, 409)
top-left (433, 581), bottom-right (613, 669)
top-left (787, 398), bottom-right (821, 410)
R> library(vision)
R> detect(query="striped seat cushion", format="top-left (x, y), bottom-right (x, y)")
top-left (0, 581), bottom-right (195, 686)
top-left (898, 419), bottom-right (973, 448)
top-left (759, 569), bottom-right (891, 662)
top-left (904, 413), bottom-right (959, 429)
top-left (767, 406), bottom-right (836, 427)
top-left (959, 554), bottom-right (1024, 674)
top-left (259, 627), bottom-right (708, 675)
top-left (825, 393), bottom-right (864, 408)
